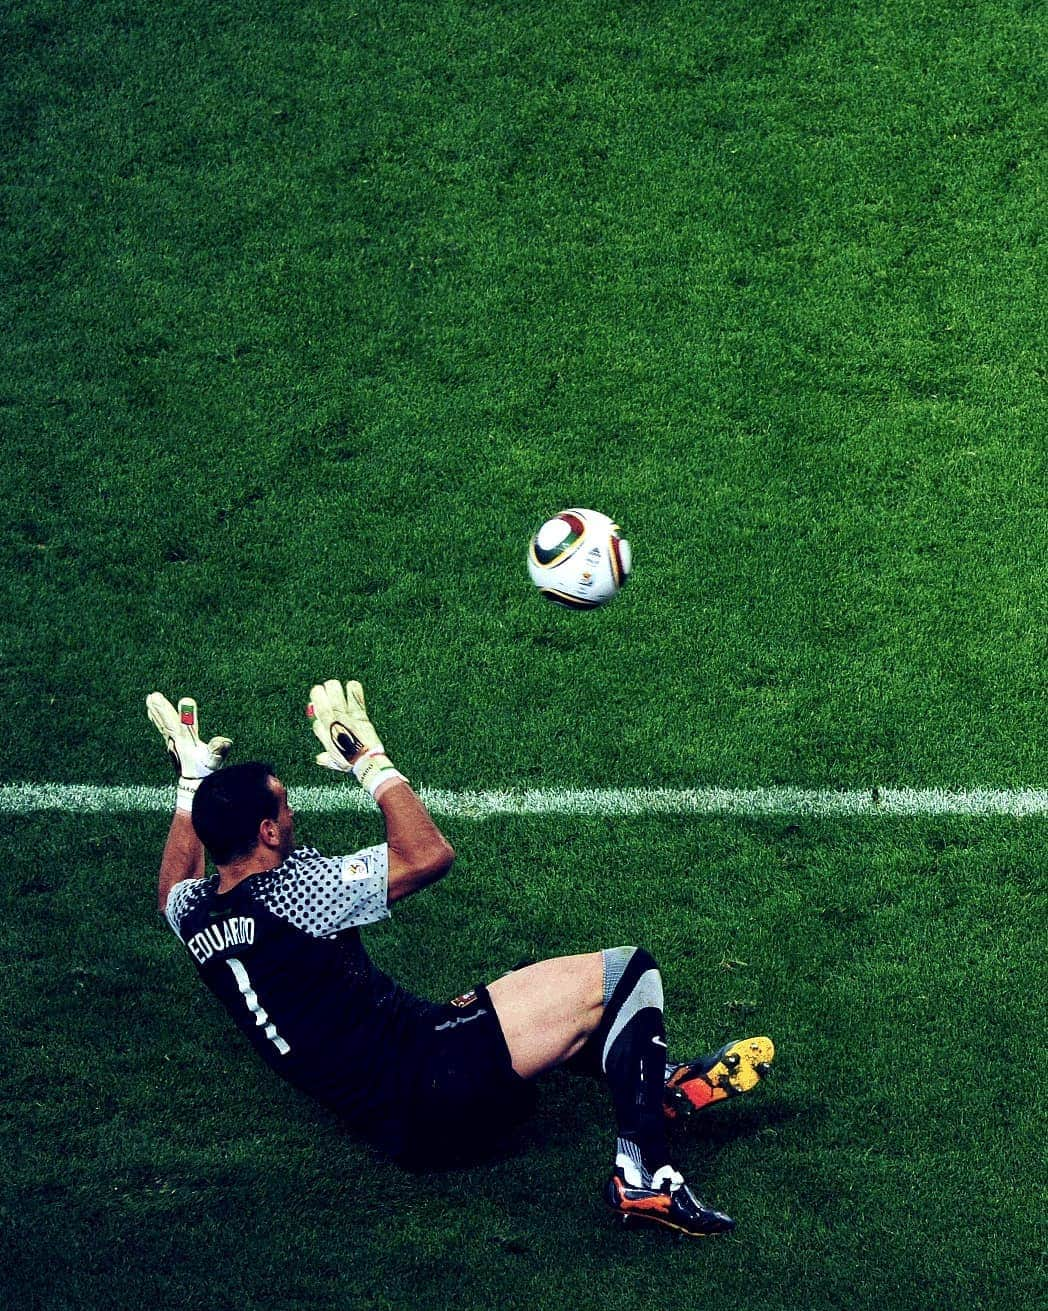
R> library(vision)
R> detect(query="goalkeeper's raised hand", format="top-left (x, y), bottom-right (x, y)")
top-left (307, 679), bottom-right (405, 798)
top-left (147, 693), bottom-right (232, 811)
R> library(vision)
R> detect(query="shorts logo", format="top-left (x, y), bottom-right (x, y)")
top-left (450, 989), bottom-right (477, 1009)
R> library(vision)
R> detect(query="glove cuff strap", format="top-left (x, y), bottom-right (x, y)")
top-left (352, 750), bottom-right (406, 798)
top-left (176, 777), bottom-right (202, 813)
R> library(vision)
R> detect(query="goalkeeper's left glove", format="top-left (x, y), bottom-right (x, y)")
top-left (307, 679), bottom-right (405, 798)
top-left (146, 693), bottom-right (232, 811)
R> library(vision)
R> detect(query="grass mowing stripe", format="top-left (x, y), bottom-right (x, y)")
top-left (2, 783), bottom-right (1047, 817)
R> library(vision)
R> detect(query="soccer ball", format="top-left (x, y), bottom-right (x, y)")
top-left (527, 508), bottom-right (631, 609)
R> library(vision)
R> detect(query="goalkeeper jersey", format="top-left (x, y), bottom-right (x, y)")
top-left (164, 845), bottom-right (445, 1150)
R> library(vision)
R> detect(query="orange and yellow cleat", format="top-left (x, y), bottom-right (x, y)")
top-left (664, 1036), bottom-right (775, 1121)
top-left (605, 1166), bottom-right (736, 1237)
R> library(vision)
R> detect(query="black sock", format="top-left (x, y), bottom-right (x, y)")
top-left (597, 946), bottom-right (670, 1175)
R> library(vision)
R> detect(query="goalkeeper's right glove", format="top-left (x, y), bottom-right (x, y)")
top-left (146, 693), bottom-right (232, 811)
top-left (307, 679), bottom-right (406, 798)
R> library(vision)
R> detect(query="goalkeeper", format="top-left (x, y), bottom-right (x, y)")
top-left (148, 681), bottom-right (775, 1239)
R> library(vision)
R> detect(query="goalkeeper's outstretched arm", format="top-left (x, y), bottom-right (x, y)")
top-left (157, 810), bottom-right (205, 913)
top-left (147, 693), bottom-right (231, 912)
top-left (375, 777), bottom-right (456, 903)
top-left (307, 679), bottom-right (455, 902)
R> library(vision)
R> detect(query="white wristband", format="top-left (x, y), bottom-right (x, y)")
top-left (176, 777), bottom-right (202, 813)
top-left (352, 750), bottom-right (406, 798)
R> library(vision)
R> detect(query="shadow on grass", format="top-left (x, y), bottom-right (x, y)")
top-left (389, 1072), bottom-right (821, 1180)
top-left (680, 1095), bottom-right (822, 1151)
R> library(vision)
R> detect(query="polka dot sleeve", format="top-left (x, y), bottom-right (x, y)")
top-left (252, 845), bottom-right (391, 936)
top-left (164, 877), bottom-right (213, 941)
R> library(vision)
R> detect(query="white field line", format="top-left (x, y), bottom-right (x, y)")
top-left (1, 783), bottom-right (1047, 818)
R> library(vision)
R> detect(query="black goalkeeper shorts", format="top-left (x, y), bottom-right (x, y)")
top-left (394, 984), bottom-right (536, 1165)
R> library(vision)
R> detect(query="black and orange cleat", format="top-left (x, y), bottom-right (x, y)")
top-left (664, 1036), bottom-right (775, 1121)
top-left (605, 1166), bottom-right (736, 1238)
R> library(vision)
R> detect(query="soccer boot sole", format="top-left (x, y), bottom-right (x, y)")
top-left (664, 1036), bottom-right (775, 1121)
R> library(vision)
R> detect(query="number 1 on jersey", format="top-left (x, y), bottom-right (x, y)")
top-left (226, 958), bottom-right (291, 1055)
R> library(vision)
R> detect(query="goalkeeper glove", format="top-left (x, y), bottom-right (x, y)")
top-left (307, 679), bottom-right (405, 798)
top-left (146, 693), bottom-right (232, 811)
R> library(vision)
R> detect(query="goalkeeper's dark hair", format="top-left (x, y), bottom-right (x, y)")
top-left (192, 762), bottom-right (280, 865)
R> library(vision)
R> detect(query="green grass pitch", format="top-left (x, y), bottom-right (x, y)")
top-left (2, 1), bottom-right (1045, 1308)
